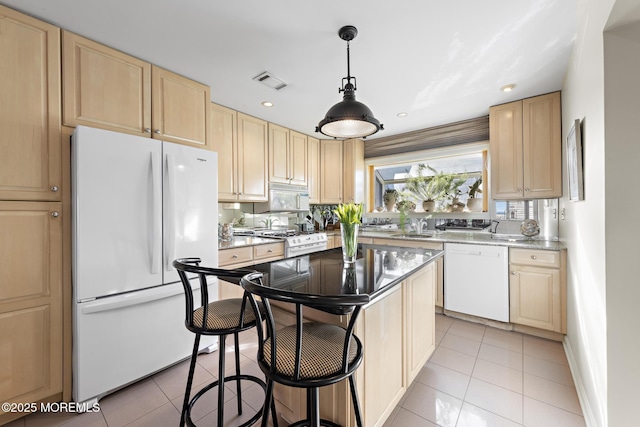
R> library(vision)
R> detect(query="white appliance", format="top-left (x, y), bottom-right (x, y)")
top-left (444, 243), bottom-right (509, 322)
top-left (72, 126), bottom-right (218, 404)
top-left (254, 183), bottom-right (310, 213)
top-left (284, 233), bottom-right (328, 258)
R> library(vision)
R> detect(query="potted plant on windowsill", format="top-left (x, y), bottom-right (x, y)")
top-left (383, 189), bottom-right (398, 212)
top-left (445, 174), bottom-right (468, 212)
top-left (466, 177), bottom-right (483, 212)
top-left (405, 164), bottom-right (453, 212)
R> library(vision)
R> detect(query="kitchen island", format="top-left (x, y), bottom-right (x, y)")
top-left (246, 244), bottom-right (443, 427)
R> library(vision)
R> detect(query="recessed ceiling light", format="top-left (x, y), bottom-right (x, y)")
top-left (501, 84), bottom-right (516, 92)
top-left (397, 112), bottom-right (408, 118)
top-left (262, 101), bottom-right (274, 107)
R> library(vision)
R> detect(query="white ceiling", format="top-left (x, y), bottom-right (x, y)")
top-left (1, 0), bottom-right (577, 140)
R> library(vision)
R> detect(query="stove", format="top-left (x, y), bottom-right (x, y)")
top-left (233, 228), bottom-right (328, 257)
top-left (284, 233), bottom-right (327, 258)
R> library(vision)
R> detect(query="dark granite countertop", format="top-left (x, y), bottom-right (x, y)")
top-left (247, 244), bottom-right (443, 304)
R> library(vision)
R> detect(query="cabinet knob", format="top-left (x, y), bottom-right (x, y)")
top-left (531, 255), bottom-right (537, 260)
top-left (511, 271), bottom-right (516, 275)
top-left (51, 211), bottom-right (60, 218)
top-left (525, 188), bottom-right (530, 192)
top-left (144, 128), bottom-right (151, 133)
top-left (50, 186), bottom-right (59, 192)
top-left (517, 188), bottom-right (522, 192)
top-left (154, 129), bottom-right (161, 134)
top-left (267, 249), bottom-right (273, 253)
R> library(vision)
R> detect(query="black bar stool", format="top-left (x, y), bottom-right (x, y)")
top-left (173, 258), bottom-right (278, 427)
top-left (241, 271), bottom-right (369, 427)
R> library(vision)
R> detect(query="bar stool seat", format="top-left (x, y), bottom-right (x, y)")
top-left (173, 258), bottom-right (277, 427)
top-left (241, 271), bottom-right (369, 427)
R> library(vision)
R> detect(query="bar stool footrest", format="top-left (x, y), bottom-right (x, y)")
top-left (184, 374), bottom-right (267, 427)
top-left (289, 420), bottom-right (341, 427)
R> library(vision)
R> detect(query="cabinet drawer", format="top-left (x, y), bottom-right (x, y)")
top-left (219, 247), bottom-right (253, 266)
top-left (510, 248), bottom-right (560, 268)
top-left (254, 242), bottom-right (284, 260)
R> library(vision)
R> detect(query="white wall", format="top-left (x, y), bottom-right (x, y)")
top-left (562, 1), bottom-right (640, 426)
top-left (560, 0), bottom-right (613, 425)
top-left (603, 17), bottom-right (640, 427)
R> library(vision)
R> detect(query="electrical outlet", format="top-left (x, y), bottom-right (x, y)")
top-left (561, 208), bottom-right (566, 220)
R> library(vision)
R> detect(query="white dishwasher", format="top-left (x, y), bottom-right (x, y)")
top-left (444, 243), bottom-right (509, 322)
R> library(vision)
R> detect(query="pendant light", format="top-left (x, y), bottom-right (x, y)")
top-left (316, 25), bottom-right (383, 139)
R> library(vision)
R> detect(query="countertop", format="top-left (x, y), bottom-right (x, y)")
top-left (247, 245), bottom-right (443, 305)
top-left (360, 230), bottom-right (566, 250)
top-left (219, 229), bottom-right (565, 251)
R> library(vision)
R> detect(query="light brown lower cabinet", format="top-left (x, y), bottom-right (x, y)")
top-left (271, 261), bottom-right (436, 426)
top-left (509, 248), bottom-right (566, 334)
top-left (0, 201), bottom-right (63, 425)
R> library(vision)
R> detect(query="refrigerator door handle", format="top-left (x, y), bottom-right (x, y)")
top-left (151, 152), bottom-right (161, 274)
top-left (81, 282), bottom-right (204, 314)
top-left (165, 153), bottom-right (176, 271)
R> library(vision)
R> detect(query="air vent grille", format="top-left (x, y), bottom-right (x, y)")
top-left (253, 72), bottom-right (287, 90)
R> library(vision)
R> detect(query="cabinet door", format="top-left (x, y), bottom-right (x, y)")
top-left (0, 202), bottom-right (62, 422)
top-left (151, 66), bottom-right (210, 149)
top-left (522, 92), bottom-right (562, 198)
top-left (405, 263), bottom-right (436, 385)
top-left (490, 100), bottom-right (523, 199)
top-left (320, 140), bottom-right (343, 204)
top-left (307, 137), bottom-right (320, 203)
top-left (342, 138), bottom-right (364, 203)
top-left (289, 131), bottom-right (308, 186)
top-left (361, 287), bottom-right (405, 425)
top-left (62, 31), bottom-right (152, 137)
top-left (210, 103), bottom-right (238, 201)
top-left (237, 113), bottom-right (268, 201)
top-left (0, 7), bottom-right (61, 201)
top-left (510, 265), bottom-right (561, 332)
top-left (268, 123), bottom-right (290, 184)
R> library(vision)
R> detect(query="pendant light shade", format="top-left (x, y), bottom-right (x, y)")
top-left (316, 26), bottom-right (383, 139)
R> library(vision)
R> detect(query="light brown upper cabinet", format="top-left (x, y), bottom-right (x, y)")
top-left (342, 138), bottom-right (365, 203)
top-left (307, 137), bottom-right (320, 203)
top-left (62, 31), bottom-right (151, 137)
top-left (63, 31), bottom-right (210, 149)
top-left (268, 124), bottom-right (307, 186)
top-left (151, 66), bottom-right (210, 148)
top-left (319, 140), bottom-right (344, 204)
top-left (211, 105), bottom-right (268, 202)
top-left (489, 92), bottom-right (561, 199)
top-left (0, 6), bottom-right (61, 201)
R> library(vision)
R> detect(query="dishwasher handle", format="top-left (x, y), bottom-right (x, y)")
top-left (448, 249), bottom-right (500, 257)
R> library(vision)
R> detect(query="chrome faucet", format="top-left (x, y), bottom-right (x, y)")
top-left (414, 218), bottom-right (429, 234)
top-left (489, 220), bottom-right (500, 234)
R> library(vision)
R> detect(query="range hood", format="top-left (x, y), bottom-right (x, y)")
top-left (254, 183), bottom-right (310, 213)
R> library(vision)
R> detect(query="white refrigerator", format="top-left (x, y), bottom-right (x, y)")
top-left (72, 126), bottom-right (218, 404)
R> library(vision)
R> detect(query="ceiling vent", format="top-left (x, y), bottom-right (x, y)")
top-left (253, 72), bottom-right (287, 91)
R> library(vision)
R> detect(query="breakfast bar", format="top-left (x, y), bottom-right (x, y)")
top-left (246, 244), bottom-right (443, 427)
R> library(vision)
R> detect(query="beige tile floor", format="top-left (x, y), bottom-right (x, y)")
top-left (6, 314), bottom-right (585, 427)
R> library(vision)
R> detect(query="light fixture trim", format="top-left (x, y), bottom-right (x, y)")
top-left (501, 84), bottom-right (517, 92)
top-left (397, 112), bottom-right (408, 118)
top-left (261, 101), bottom-right (274, 107)
top-left (316, 25), bottom-right (383, 139)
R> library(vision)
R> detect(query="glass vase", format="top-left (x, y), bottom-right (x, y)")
top-left (340, 223), bottom-right (359, 265)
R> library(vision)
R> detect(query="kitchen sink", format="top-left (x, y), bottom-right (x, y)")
top-left (392, 233), bottom-right (434, 239)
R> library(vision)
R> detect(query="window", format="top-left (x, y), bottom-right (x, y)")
top-left (369, 145), bottom-right (487, 213)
